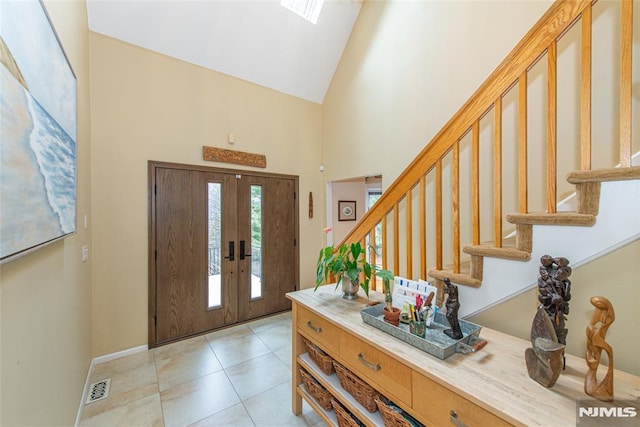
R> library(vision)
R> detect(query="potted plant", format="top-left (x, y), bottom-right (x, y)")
top-left (377, 269), bottom-right (400, 326)
top-left (315, 242), bottom-right (373, 300)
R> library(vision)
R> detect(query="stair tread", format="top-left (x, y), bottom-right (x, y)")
top-left (506, 212), bottom-right (596, 226)
top-left (463, 244), bottom-right (530, 261)
top-left (567, 166), bottom-right (640, 183)
top-left (428, 267), bottom-right (481, 288)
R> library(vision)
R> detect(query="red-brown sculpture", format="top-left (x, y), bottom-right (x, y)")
top-left (584, 296), bottom-right (615, 401)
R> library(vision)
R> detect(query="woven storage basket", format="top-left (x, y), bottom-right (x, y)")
top-left (331, 399), bottom-right (362, 427)
top-left (303, 338), bottom-right (335, 375)
top-left (375, 398), bottom-right (417, 427)
top-left (299, 368), bottom-right (333, 410)
top-left (333, 362), bottom-right (379, 413)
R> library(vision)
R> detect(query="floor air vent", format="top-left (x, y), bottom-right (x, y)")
top-left (85, 378), bottom-right (111, 404)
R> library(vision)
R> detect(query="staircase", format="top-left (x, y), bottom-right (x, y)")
top-left (338, 0), bottom-right (639, 317)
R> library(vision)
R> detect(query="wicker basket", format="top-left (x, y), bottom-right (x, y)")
top-left (299, 368), bottom-right (333, 410)
top-left (303, 338), bottom-right (335, 375)
top-left (333, 362), bottom-right (379, 413)
top-left (331, 399), bottom-right (363, 427)
top-left (375, 398), bottom-right (418, 427)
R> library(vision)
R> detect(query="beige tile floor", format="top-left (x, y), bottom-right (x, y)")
top-left (79, 312), bottom-right (324, 427)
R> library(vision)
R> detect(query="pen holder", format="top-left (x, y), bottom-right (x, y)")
top-left (409, 320), bottom-right (426, 338)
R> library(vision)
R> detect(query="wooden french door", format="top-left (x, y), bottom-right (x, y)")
top-left (148, 161), bottom-right (299, 347)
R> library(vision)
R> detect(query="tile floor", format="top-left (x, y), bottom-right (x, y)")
top-left (79, 312), bottom-right (323, 426)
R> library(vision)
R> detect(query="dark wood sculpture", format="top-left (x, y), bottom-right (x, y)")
top-left (443, 278), bottom-right (463, 340)
top-left (537, 255), bottom-right (572, 347)
top-left (525, 308), bottom-right (565, 388)
top-left (585, 296), bottom-right (615, 401)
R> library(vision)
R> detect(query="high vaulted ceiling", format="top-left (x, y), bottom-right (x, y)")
top-left (86, 0), bottom-right (363, 104)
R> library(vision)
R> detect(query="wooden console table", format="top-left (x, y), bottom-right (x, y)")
top-left (288, 286), bottom-right (639, 426)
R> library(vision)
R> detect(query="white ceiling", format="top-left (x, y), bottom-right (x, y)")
top-left (86, 0), bottom-right (362, 104)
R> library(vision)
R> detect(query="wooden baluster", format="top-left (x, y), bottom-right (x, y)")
top-left (518, 73), bottom-right (528, 213)
top-left (453, 141), bottom-right (460, 273)
top-left (472, 122), bottom-right (480, 245)
top-left (494, 97), bottom-right (503, 247)
top-left (359, 236), bottom-right (366, 286)
top-left (547, 41), bottom-right (557, 213)
top-left (581, 4), bottom-right (592, 171)
top-left (436, 160), bottom-right (443, 270)
top-left (406, 190), bottom-right (413, 279)
top-left (369, 228), bottom-right (376, 291)
top-left (419, 176), bottom-right (427, 280)
top-left (382, 215), bottom-right (388, 272)
top-left (393, 204), bottom-right (399, 276)
top-left (620, 0), bottom-right (632, 167)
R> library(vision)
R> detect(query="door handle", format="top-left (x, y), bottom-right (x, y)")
top-left (239, 240), bottom-right (252, 260)
top-left (224, 241), bottom-right (235, 261)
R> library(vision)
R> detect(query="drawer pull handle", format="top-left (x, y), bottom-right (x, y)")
top-left (449, 410), bottom-right (468, 427)
top-left (358, 353), bottom-right (381, 371)
top-left (306, 321), bottom-right (322, 333)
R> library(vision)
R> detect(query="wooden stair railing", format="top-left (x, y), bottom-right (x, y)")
top-left (338, 0), bottom-right (637, 291)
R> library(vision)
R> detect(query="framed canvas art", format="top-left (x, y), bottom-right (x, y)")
top-left (0, 0), bottom-right (77, 263)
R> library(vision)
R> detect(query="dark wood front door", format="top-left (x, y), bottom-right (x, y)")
top-left (149, 161), bottom-right (299, 347)
top-left (236, 175), bottom-right (297, 321)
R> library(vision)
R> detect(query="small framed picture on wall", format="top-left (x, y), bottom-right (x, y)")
top-left (338, 200), bottom-right (356, 221)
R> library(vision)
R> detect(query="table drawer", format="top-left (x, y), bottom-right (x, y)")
top-left (339, 332), bottom-right (412, 406)
top-left (297, 306), bottom-right (340, 355)
top-left (412, 371), bottom-right (512, 427)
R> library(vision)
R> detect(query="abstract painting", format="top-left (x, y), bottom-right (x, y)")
top-left (0, 0), bottom-right (77, 263)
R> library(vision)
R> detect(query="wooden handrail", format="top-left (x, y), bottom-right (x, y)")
top-left (339, 0), bottom-right (593, 248)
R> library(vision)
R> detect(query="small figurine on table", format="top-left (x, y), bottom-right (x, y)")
top-left (585, 296), bottom-right (615, 401)
top-left (537, 255), bottom-right (572, 346)
top-left (443, 278), bottom-right (463, 340)
top-left (525, 308), bottom-right (565, 388)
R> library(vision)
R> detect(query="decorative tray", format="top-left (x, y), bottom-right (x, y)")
top-left (360, 303), bottom-right (485, 360)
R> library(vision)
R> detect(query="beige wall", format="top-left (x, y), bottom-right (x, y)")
top-left (0, 1), bottom-right (93, 425)
top-left (331, 178), bottom-right (367, 243)
top-left (322, 0), bottom-right (554, 187)
top-left (469, 239), bottom-right (640, 376)
top-left (89, 33), bottom-right (324, 356)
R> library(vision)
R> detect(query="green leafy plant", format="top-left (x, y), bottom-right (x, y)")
top-left (315, 242), bottom-right (373, 297)
top-left (376, 269), bottom-right (395, 310)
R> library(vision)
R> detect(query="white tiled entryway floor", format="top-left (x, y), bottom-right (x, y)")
top-left (78, 312), bottom-right (323, 426)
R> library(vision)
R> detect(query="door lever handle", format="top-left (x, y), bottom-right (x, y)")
top-left (239, 240), bottom-right (252, 260)
top-left (224, 241), bottom-right (235, 261)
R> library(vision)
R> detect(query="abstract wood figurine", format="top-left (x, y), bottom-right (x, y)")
top-left (537, 255), bottom-right (572, 346)
top-left (525, 308), bottom-right (565, 388)
top-left (584, 296), bottom-right (615, 402)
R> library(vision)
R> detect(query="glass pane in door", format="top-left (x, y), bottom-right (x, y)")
top-left (250, 185), bottom-right (262, 300)
top-left (208, 182), bottom-right (222, 308)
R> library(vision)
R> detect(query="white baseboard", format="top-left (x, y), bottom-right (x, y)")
top-left (75, 344), bottom-right (148, 425)
top-left (93, 344), bottom-right (148, 365)
top-left (75, 358), bottom-right (95, 427)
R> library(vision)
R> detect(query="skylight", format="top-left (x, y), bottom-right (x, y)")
top-left (281, 0), bottom-right (325, 24)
